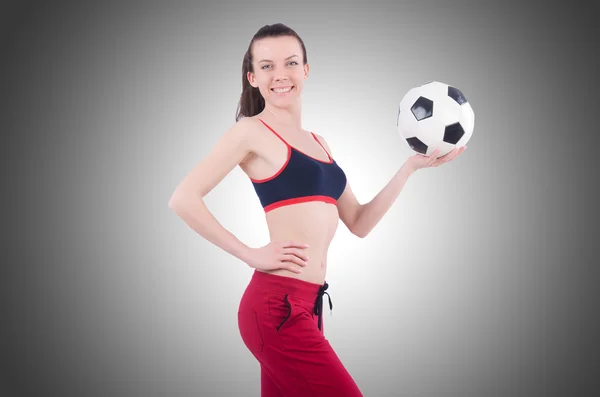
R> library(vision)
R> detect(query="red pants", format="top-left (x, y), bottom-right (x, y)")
top-left (238, 269), bottom-right (364, 397)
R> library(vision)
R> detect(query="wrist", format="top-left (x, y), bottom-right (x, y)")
top-left (238, 245), bottom-right (255, 267)
top-left (402, 160), bottom-right (417, 175)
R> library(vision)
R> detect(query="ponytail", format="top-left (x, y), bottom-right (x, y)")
top-left (235, 51), bottom-right (265, 122)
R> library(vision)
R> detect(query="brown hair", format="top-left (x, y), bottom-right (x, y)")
top-left (235, 23), bottom-right (308, 122)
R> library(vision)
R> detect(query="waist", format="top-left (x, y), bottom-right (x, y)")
top-left (250, 268), bottom-right (325, 302)
top-left (266, 202), bottom-right (339, 240)
top-left (265, 203), bottom-right (338, 279)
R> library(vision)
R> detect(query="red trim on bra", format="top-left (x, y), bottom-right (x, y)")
top-left (258, 118), bottom-right (289, 146)
top-left (258, 118), bottom-right (333, 164)
top-left (264, 195), bottom-right (337, 213)
top-left (310, 132), bottom-right (333, 162)
top-left (249, 144), bottom-right (292, 183)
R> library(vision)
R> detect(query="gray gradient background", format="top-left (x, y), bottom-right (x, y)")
top-left (2, 1), bottom-right (598, 396)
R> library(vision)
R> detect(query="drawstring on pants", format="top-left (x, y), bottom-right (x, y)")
top-left (313, 282), bottom-right (333, 331)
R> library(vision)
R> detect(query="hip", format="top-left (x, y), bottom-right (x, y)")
top-left (238, 269), bottom-right (331, 328)
top-left (259, 264), bottom-right (326, 285)
top-left (242, 269), bottom-right (325, 304)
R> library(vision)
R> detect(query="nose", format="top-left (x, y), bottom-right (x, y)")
top-left (274, 75), bottom-right (291, 83)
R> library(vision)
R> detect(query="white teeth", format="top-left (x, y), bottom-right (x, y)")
top-left (272, 87), bottom-right (292, 93)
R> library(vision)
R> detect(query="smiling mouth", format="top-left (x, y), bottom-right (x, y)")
top-left (271, 86), bottom-right (294, 93)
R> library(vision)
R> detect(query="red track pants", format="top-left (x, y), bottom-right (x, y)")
top-left (238, 269), bottom-right (364, 397)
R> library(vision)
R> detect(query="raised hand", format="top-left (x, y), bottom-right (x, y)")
top-left (407, 146), bottom-right (466, 172)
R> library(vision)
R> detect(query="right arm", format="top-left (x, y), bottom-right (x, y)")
top-left (168, 118), bottom-right (255, 265)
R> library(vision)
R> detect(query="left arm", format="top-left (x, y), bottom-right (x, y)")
top-left (314, 133), bottom-right (416, 238)
top-left (314, 134), bottom-right (463, 238)
top-left (350, 163), bottom-right (415, 238)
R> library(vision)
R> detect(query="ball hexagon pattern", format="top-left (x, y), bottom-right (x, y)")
top-left (397, 81), bottom-right (474, 157)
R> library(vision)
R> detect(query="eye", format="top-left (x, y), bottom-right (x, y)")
top-left (261, 61), bottom-right (298, 70)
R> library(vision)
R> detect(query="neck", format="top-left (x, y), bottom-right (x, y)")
top-left (262, 101), bottom-right (302, 130)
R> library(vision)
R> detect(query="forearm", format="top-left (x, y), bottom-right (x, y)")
top-left (169, 193), bottom-right (252, 265)
top-left (354, 162), bottom-right (416, 237)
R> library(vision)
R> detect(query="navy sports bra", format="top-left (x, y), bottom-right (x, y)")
top-left (250, 119), bottom-right (347, 213)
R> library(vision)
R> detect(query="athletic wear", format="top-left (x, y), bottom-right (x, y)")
top-left (250, 119), bottom-right (347, 213)
top-left (238, 270), bottom-right (364, 396)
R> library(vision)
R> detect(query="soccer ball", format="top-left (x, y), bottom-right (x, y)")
top-left (397, 81), bottom-right (474, 157)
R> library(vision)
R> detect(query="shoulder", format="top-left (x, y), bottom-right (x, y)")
top-left (230, 116), bottom-right (261, 137)
top-left (224, 117), bottom-right (266, 150)
top-left (311, 131), bottom-right (334, 154)
top-left (228, 116), bottom-right (270, 164)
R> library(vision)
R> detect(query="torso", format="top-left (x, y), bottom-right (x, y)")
top-left (238, 115), bottom-right (344, 285)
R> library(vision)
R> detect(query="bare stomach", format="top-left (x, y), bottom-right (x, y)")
top-left (256, 201), bottom-right (340, 285)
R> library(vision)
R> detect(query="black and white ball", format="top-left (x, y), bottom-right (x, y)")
top-left (397, 81), bottom-right (474, 157)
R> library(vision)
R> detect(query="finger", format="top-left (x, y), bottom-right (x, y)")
top-left (440, 148), bottom-right (457, 159)
top-left (449, 149), bottom-right (462, 161)
top-left (446, 147), bottom-right (464, 163)
top-left (432, 151), bottom-right (450, 166)
top-left (440, 149), bottom-right (457, 163)
top-left (281, 240), bottom-right (310, 249)
top-left (440, 148), bottom-right (459, 163)
top-left (282, 258), bottom-right (306, 273)
top-left (450, 147), bottom-right (464, 160)
top-left (429, 150), bottom-right (440, 164)
top-left (281, 254), bottom-right (308, 267)
top-left (281, 260), bottom-right (303, 273)
top-left (283, 248), bottom-right (309, 262)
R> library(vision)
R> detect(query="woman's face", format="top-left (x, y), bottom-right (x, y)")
top-left (247, 35), bottom-right (309, 107)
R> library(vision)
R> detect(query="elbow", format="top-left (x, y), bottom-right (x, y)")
top-left (168, 199), bottom-right (180, 212)
top-left (168, 189), bottom-right (194, 211)
top-left (168, 192), bottom-right (182, 210)
top-left (168, 195), bottom-right (177, 209)
top-left (350, 207), bottom-right (368, 238)
top-left (353, 229), bottom-right (368, 239)
top-left (351, 223), bottom-right (369, 239)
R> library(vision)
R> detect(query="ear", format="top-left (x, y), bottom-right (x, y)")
top-left (247, 71), bottom-right (258, 88)
top-left (304, 63), bottom-right (310, 79)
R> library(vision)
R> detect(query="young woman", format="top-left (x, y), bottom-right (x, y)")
top-left (169, 23), bottom-right (465, 397)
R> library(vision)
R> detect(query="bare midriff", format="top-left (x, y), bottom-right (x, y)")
top-left (256, 200), bottom-right (340, 285)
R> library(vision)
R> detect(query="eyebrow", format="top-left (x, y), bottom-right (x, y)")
top-left (258, 55), bottom-right (299, 63)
